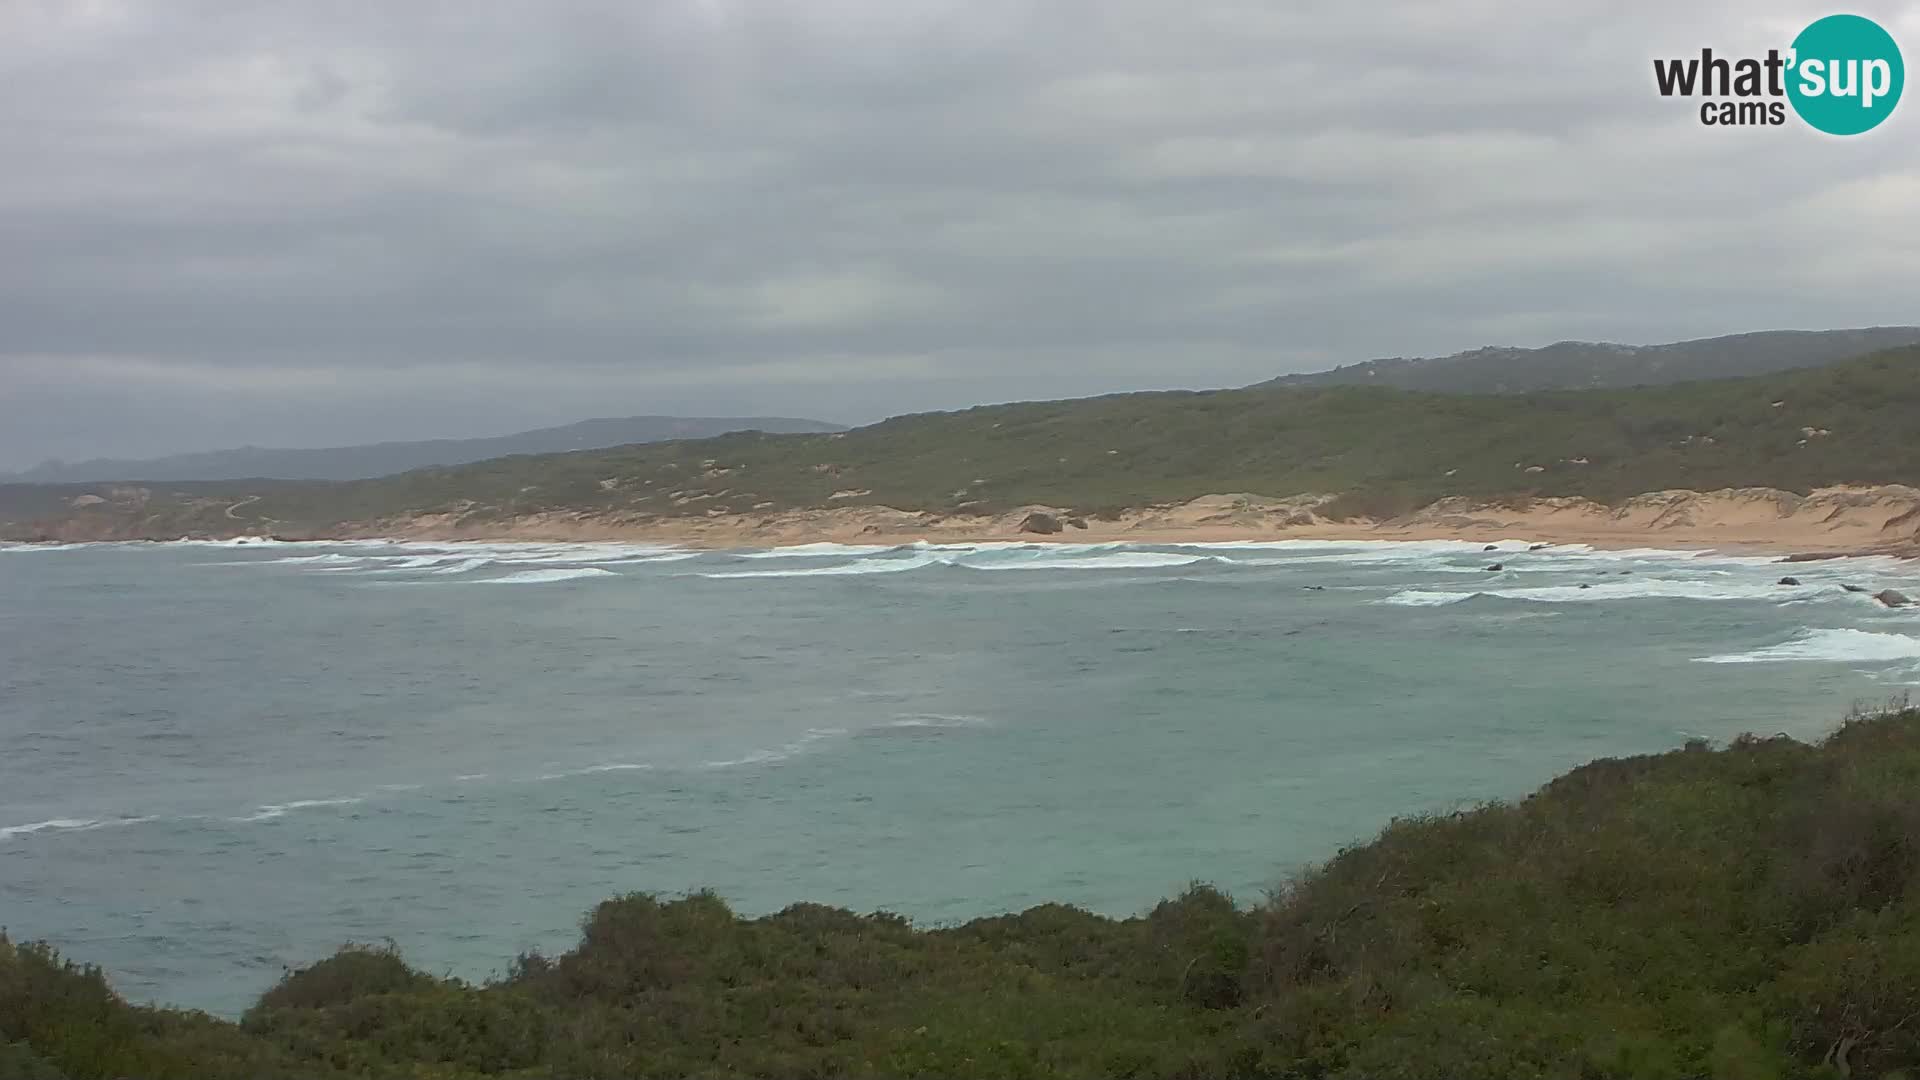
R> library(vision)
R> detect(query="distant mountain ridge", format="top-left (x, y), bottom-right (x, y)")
top-left (5, 415), bottom-right (847, 483)
top-left (1265, 327), bottom-right (1920, 394)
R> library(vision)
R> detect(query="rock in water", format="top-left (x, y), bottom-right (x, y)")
top-left (1777, 577), bottom-right (1801, 586)
top-left (1874, 589), bottom-right (1913, 608)
top-left (1484, 563), bottom-right (1504, 572)
top-left (1841, 584), bottom-right (1869, 593)
top-left (1529, 543), bottom-right (1549, 551)
top-left (1018, 512), bottom-right (1064, 535)
top-left (1483, 544), bottom-right (1499, 551)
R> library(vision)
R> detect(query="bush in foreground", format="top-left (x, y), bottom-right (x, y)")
top-left (7, 704), bottom-right (1920, 1077)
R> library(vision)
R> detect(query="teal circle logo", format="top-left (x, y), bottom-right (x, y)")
top-left (1787, 14), bottom-right (1904, 134)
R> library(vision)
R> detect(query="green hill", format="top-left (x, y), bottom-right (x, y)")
top-left (4, 345), bottom-right (1919, 539)
top-left (1264, 326), bottom-right (1920, 394)
top-left (6, 702), bottom-right (1920, 1078)
top-left (1, 416), bottom-right (846, 484)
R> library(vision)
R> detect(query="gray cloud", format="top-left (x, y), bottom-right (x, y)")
top-left (1, 0), bottom-right (1916, 467)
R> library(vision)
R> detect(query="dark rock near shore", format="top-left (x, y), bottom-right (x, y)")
top-left (1485, 563), bottom-right (1504, 572)
top-left (1777, 577), bottom-right (1801, 586)
top-left (1483, 544), bottom-right (1499, 551)
top-left (1529, 544), bottom-right (1549, 551)
top-left (1875, 589), bottom-right (1913, 608)
top-left (1019, 512), bottom-right (1064, 535)
top-left (1842, 584), bottom-right (1869, 593)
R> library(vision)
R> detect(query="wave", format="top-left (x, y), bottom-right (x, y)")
top-left (740, 542), bottom-right (902, 559)
top-left (1379, 578), bottom-right (1832, 606)
top-left (471, 567), bottom-right (620, 585)
top-left (592, 552), bottom-right (700, 565)
top-left (703, 727), bottom-right (850, 768)
top-left (701, 553), bottom-right (946, 579)
top-left (1695, 628), bottom-right (1920, 665)
top-left (0, 816), bottom-right (151, 840)
top-left (878, 713), bottom-right (992, 730)
top-left (231, 797), bottom-right (365, 823)
top-left (705, 548), bottom-right (1214, 578)
top-left (963, 550), bottom-right (1210, 571)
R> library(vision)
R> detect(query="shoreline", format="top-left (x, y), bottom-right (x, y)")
top-left (321, 485), bottom-right (1920, 560)
top-left (11, 484), bottom-right (1920, 560)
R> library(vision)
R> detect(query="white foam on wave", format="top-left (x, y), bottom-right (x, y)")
top-left (740, 542), bottom-right (901, 559)
top-left (963, 550), bottom-right (1210, 571)
top-left (593, 552), bottom-right (700, 565)
top-left (705, 547), bottom-right (1213, 578)
top-left (208, 552), bottom-right (370, 567)
top-left (231, 797), bottom-right (365, 823)
top-left (888, 712), bottom-right (990, 727)
top-left (1695, 628), bottom-right (1920, 665)
top-left (0, 816), bottom-right (152, 840)
top-left (472, 567), bottom-right (620, 585)
top-left (704, 727), bottom-right (850, 768)
top-left (1379, 578), bottom-right (1830, 606)
top-left (701, 552), bottom-right (947, 579)
top-left (430, 557), bottom-right (496, 575)
top-left (1378, 590), bottom-right (1479, 607)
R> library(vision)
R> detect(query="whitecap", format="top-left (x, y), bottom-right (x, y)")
top-left (880, 713), bottom-right (992, 729)
top-left (1694, 628), bottom-right (1920, 665)
top-left (959, 550), bottom-right (1210, 571)
top-left (701, 553), bottom-right (946, 579)
top-left (739, 542), bottom-right (902, 559)
top-left (231, 797), bottom-right (365, 823)
top-left (1378, 590), bottom-right (1478, 607)
top-left (1, 817), bottom-right (99, 839)
top-left (1379, 578), bottom-right (1829, 606)
top-left (471, 567), bottom-right (620, 585)
top-left (703, 727), bottom-right (850, 768)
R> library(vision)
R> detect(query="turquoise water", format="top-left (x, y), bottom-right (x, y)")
top-left (2, 537), bottom-right (1916, 1016)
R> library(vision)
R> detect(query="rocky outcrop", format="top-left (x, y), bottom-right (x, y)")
top-left (1019, 512), bottom-right (1064, 535)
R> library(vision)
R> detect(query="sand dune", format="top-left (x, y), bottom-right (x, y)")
top-left (363, 485), bottom-right (1920, 558)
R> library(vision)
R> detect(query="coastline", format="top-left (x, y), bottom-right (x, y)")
top-left (333, 484), bottom-right (1920, 560)
top-left (10, 484), bottom-right (1920, 560)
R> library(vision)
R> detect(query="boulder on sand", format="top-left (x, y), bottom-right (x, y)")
top-left (1874, 589), bottom-right (1912, 608)
top-left (1066, 517), bottom-right (1089, 530)
top-left (1019, 511), bottom-right (1064, 535)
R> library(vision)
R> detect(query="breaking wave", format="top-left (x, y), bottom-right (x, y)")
top-left (1694, 628), bottom-right (1920, 665)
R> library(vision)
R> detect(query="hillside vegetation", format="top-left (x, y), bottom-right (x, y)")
top-left (7, 703), bottom-right (1920, 1078)
top-left (4, 346), bottom-right (1919, 539)
top-left (2, 416), bottom-right (845, 484)
top-left (1265, 327), bottom-right (1920, 395)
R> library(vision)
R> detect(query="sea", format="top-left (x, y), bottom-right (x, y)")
top-left (3, 536), bottom-right (1917, 1016)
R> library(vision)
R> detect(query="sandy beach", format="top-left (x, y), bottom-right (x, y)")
top-left (349, 484), bottom-right (1920, 559)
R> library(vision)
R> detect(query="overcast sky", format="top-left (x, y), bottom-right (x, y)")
top-left (2, 0), bottom-right (1916, 468)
